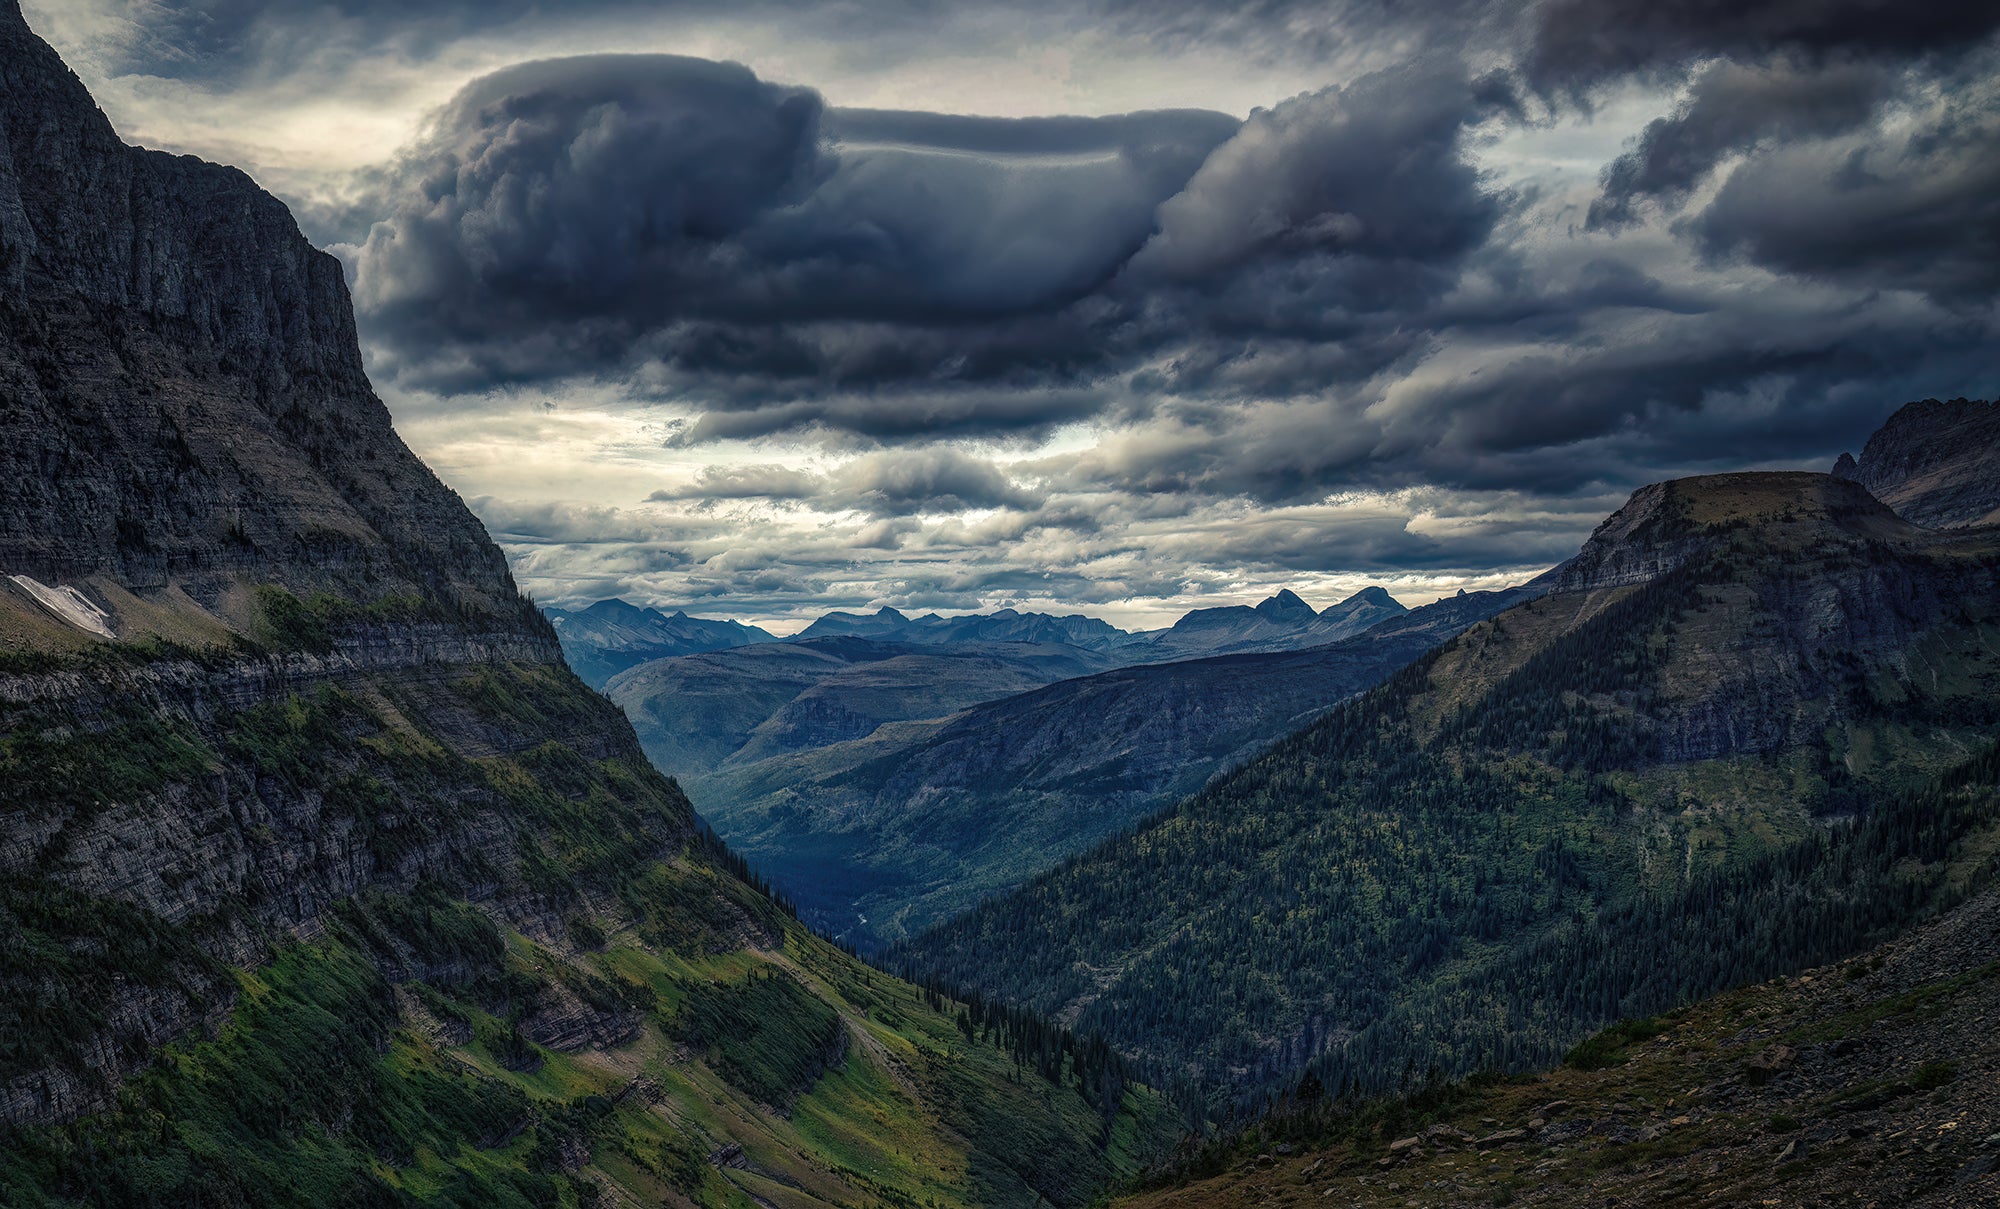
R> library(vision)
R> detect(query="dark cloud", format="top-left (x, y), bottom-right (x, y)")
top-left (1527, 0), bottom-right (2000, 88)
top-left (351, 51), bottom-right (1509, 436)
top-left (1129, 59), bottom-right (1502, 283)
top-left (352, 53), bottom-right (1243, 398)
top-left (647, 449), bottom-right (1037, 517)
top-left (668, 388), bottom-right (1111, 446)
top-left (1588, 58), bottom-right (1892, 229)
top-left (1691, 78), bottom-right (2000, 301)
top-left (831, 448), bottom-right (1038, 515)
top-left (648, 464), bottom-right (821, 501)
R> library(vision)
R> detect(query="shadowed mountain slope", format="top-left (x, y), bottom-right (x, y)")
top-left (899, 471), bottom-right (2000, 1106)
top-left (690, 585), bottom-right (1538, 948)
top-left (1833, 397), bottom-right (2000, 529)
top-left (603, 636), bottom-right (1122, 780)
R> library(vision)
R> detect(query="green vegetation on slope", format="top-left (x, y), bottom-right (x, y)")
top-left (0, 894), bottom-right (1178, 1209)
top-left (900, 476), bottom-right (2000, 1110)
top-left (0, 648), bottom-right (1175, 1208)
top-left (1118, 871), bottom-right (2000, 1208)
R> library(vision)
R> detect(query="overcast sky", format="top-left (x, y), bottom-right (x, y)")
top-left (26, 0), bottom-right (2000, 631)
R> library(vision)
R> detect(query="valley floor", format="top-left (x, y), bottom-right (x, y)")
top-left (1126, 888), bottom-right (2000, 1208)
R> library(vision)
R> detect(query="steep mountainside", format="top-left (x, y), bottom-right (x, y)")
top-left (0, 9), bottom-right (1173, 1206)
top-left (696, 586), bottom-right (1539, 949)
top-left (902, 472), bottom-right (2000, 1107)
top-left (1833, 397), bottom-right (2000, 528)
top-left (0, 10), bottom-right (523, 632)
top-left (1126, 869), bottom-right (2000, 1208)
top-left (544, 599), bottom-right (774, 689)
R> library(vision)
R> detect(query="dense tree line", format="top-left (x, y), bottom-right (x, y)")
top-left (896, 966), bottom-right (1134, 1136)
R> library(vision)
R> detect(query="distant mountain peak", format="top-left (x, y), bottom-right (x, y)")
top-left (876, 606), bottom-right (908, 619)
top-left (1255, 590), bottom-right (1318, 619)
top-left (1345, 585), bottom-right (1400, 607)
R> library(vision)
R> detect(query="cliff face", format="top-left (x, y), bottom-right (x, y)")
top-left (0, 18), bottom-right (1177, 1208)
top-left (1832, 397), bottom-right (2000, 529)
top-left (0, 0), bottom-right (524, 620)
top-left (0, 0), bottom-right (684, 1127)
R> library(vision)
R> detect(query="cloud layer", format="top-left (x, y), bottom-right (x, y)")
top-left (28, 0), bottom-right (2000, 626)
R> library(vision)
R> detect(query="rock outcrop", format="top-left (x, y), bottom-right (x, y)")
top-left (0, 0), bottom-right (528, 623)
top-left (1554, 472), bottom-right (1910, 594)
top-left (1832, 397), bottom-right (2000, 529)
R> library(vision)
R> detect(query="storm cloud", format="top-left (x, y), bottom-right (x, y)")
top-left (350, 51), bottom-right (1509, 426)
top-left (350, 54), bottom-right (1246, 397)
top-left (28, 0), bottom-right (2000, 627)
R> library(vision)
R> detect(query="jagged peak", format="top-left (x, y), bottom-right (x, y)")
top-left (1838, 397), bottom-right (2000, 528)
top-left (875, 606), bottom-right (908, 620)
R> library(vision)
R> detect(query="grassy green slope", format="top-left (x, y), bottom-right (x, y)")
top-left (0, 898), bottom-right (1177, 1209)
top-left (0, 616), bottom-right (1175, 1208)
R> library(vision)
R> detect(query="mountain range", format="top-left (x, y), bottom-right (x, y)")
top-left (550, 585), bottom-right (1416, 693)
top-left (0, 10), bottom-right (1169, 1206)
top-left (544, 598), bottom-right (776, 686)
top-left (552, 584), bottom-right (1438, 947)
top-left (680, 585), bottom-right (1539, 947)
top-left (4, 0), bottom-right (2000, 1203)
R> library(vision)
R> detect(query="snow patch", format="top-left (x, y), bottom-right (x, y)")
top-left (7, 574), bottom-right (114, 639)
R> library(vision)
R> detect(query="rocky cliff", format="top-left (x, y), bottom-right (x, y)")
top-left (0, 10), bottom-right (1176, 1204)
top-left (0, 0), bottom-right (528, 625)
top-left (0, 0), bottom-right (682, 1127)
top-left (1832, 397), bottom-right (2000, 529)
